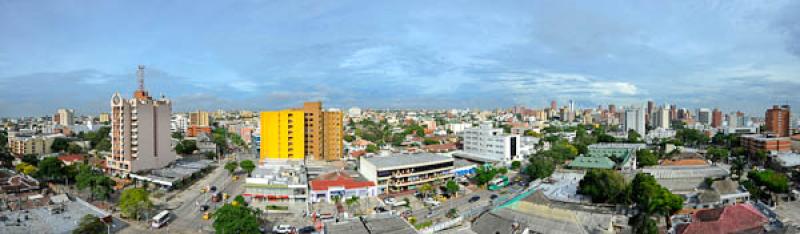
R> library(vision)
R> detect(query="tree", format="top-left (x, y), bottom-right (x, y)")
top-left (171, 132), bottom-right (184, 140)
top-left (76, 165), bottom-right (116, 201)
top-left (175, 140), bottom-right (198, 155)
top-left (35, 157), bottom-right (65, 182)
top-left (524, 157), bottom-right (555, 180)
top-left (474, 165), bottom-right (501, 186)
top-left (629, 213), bottom-right (658, 234)
top-left (578, 169), bottom-right (627, 203)
top-left (239, 160), bottom-right (256, 177)
top-left (72, 214), bottom-right (105, 234)
top-left (344, 135), bottom-right (355, 142)
top-left (51, 137), bottom-right (71, 153)
top-left (748, 170), bottom-right (789, 193)
top-left (118, 188), bottom-right (152, 220)
top-left (630, 173), bottom-right (684, 228)
top-left (345, 196), bottom-right (361, 215)
top-left (366, 144), bottom-right (379, 153)
top-left (510, 161), bottom-right (521, 170)
top-left (213, 203), bottom-right (261, 234)
top-left (445, 180), bottom-right (460, 197)
top-left (637, 149), bottom-right (658, 167)
top-left (753, 150), bottom-right (768, 166)
top-left (627, 129), bottom-right (642, 143)
top-left (15, 162), bottom-right (37, 175)
top-left (205, 151), bottom-right (217, 160)
top-left (21, 154), bottom-right (39, 165)
top-left (419, 183), bottom-right (433, 198)
top-left (225, 161), bottom-right (239, 175)
top-left (95, 138), bottom-right (111, 152)
top-left (423, 138), bottom-right (440, 145)
top-left (68, 144), bottom-right (83, 154)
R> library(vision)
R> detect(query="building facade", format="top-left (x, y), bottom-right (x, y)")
top-left (322, 111), bottom-right (343, 161)
top-left (624, 106), bottom-right (646, 137)
top-left (740, 134), bottom-right (791, 155)
top-left (765, 105), bottom-right (791, 137)
top-left (461, 123), bottom-right (520, 164)
top-left (359, 153), bottom-right (454, 194)
top-left (55, 108), bottom-right (74, 126)
top-left (260, 110), bottom-right (305, 161)
top-left (107, 65), bottom-right (177, 176)
top-left (189, 111), bottom-right (210, 127)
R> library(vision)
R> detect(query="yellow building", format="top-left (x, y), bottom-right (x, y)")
top-left (190, 111), bottom-right (210, 127)
top-left (322, 111), bottom-right (343, 161)
top-left (260, 110), bottom-right (305, 161)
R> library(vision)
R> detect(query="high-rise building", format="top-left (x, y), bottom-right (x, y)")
top-left (551, 100), bottom-right (557, 110)
top-left (765, 105), bottom-right (791, 137)
top-left (609, 104), bottom-right (616, 114)
top-left (260, 101), bottom-right (343, 161)
top-left (189, 111), bottom-right (210, 127)
top-left (322, 111), bottom-right (343, 161)
top-left (669, 105), bottom-right (678, 121)
top-left (711, 108), bottom-right (723, 128)
top-left (260, 110), bottom-right (305, 160)
top-left (55, 108), bottom-right (74, 126)
top-left (99, 112), bottom-right (110, 123)
top-left (108, 65), bottom-right (176, 175)
top-left (697, 108), bottom-right (712, 125)
top-left (624, 106), bottom-right (646, 137)
top-left (646, 101), bottom-right (655, 126)
top-left (651, 107), bottom-right (670, 129)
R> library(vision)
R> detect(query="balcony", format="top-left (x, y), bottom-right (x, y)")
top-left (391, 174), bottom-right (453, 187)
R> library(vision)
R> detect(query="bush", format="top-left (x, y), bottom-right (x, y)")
top-left (510, 161), bottom-right (521, 170)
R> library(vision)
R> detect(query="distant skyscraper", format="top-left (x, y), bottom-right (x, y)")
top-left (108, 65), bottom-right (176, 175)
top-left (569, 100), bottom-right (574, 112)
top-left (624, 105), bottom-right (646, 137)
top-left (765, 105), bottom-right (791, 137)
top-left (711, 108), bottom-right (722, 128)
top-left (669, 104), bottom-right (678, 121)
top-left (651, 107), bottom-right (670, 129)
top-left (697, 108), bottom-right (712, 125)
top-left (189, 111), bottom-right (210, 127)
top-left (609, 104), bottom-right (617, 114)
top-left (550, 100), bottom-right (557, 110)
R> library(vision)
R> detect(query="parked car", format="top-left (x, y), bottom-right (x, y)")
top-left (423, 197), bottom-right (440, 206)
top-left (490, 194), bottom-right (499, 200)
top-left (383, 197), bottom-right (397, 205)
top-left (468, 195), bottom-right (481, 203)
top-left (199, 205), bottom-right (209, 211)
top-left (297, 226), bottom-right (316, 234)
top-left (273, 225), bottom-right (294, 234)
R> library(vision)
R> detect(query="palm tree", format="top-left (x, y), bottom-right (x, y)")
top-left (419, 183), bottom-right (433, 199)
top-left (345, 196), bottom-right (360, 216)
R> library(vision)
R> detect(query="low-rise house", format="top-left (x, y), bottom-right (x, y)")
top-left (57, 154), bottom-right (85, 166)
top-left (686, 178), bottom-right (750, 209)
top-left (671, 203), bottom-right (768, 234)
top-left (309, 171), bottom-right (377, 203)
top-left (641, 163), bottom-right (729, 195)
top-left (244, 161), bottom-right (308, 203)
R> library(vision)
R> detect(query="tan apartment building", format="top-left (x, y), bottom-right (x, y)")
top-left (107, 65), bottom-right (177, 176)
top-left (302, 102), bottom-right (343, 161)
top-left (7, 133), bottom-right (58, 156)
top-left (55, 108), bottom-right (74, 126)
top-left (99, 113), bottom-right (110, 123)
top-left (189, 111), bottom-right (210, 127)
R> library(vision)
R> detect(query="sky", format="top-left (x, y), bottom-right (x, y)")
top-left (0, 0), bottom-right (799, 117)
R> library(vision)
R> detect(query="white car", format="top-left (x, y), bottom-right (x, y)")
top-left (273, 225), bottom-right (294, 234)
top-left (423, 197), bottom-right (440, 206)
top-left (383, 197), bottom-right (397, 205)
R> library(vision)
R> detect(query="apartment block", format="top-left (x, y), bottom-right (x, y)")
top-left (55, 108), bottom-right (74, 126)
top-left (99, 113), bottom-right (110, 123)
top-left (740, 134), bottom-right (791, 155)
top-left (322, 111), bottom-right (343, 161)
top-left (107, 65), bottom-right (177, 175)
top-left (7, 133), bottom-right (58, 156)
top-left (455, 123), bottom-right (520, 165)
top-left (765, 105), bottom-right (791, 137)
top-left (189, 111), bottom-right (210, 127)
top-left (259, 110), bottom-right (305, 160)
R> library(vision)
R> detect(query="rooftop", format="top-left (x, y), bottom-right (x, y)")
top-left (567, 156), bottom-right (615, 169)
top-left (675, 203), bottom-right (767, 234)
top-left (310, 171), bottom-right (375, 191)
top-left (774, 152), bottom-right (800, 168)
top-left (362, 153), bottom-right (453, 169)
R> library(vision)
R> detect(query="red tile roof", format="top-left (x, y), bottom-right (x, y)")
top-left (424, 143), bottom-right (457, 152)
top-left (57, 154), bottom-right (84, 163)
top-left (350, 150), bottom-right (366, 157)
top-left (310, 171), bottom-right (375, 191)
top-left (678, 203), bottom-right (767, 234)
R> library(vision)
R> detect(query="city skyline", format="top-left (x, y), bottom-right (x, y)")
top-left (1, 1), bottom-right (799, 117)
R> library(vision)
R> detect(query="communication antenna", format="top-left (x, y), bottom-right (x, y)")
top-left (137, 65), bottom-right (145, 91)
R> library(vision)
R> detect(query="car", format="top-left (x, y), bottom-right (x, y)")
top-left (199, 205), bottom-right (209, 211)
top-left (297, 226), bottom-right (316, 234)
top-left (468, 195), bottom-right (480, 203)
top-left (490, 194), bottom-right (499, 200)
top-left (383, 197), bottom-right (397, 205)
top-left (273, 225), bottom-right (294, 234)
top-left (210, 186), bottom-right (217, 192)
top-left (423, 197), bottom-right (441, 206)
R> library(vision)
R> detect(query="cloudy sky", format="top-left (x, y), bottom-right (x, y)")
top-left (1, 0), bottom-right (799, 117)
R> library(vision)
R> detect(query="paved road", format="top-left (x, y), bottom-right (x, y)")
top-left (118, 153), bottom-right (248, 234)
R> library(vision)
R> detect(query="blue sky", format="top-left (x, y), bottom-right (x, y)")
top-left (1, 0), bottom-right (799, 117)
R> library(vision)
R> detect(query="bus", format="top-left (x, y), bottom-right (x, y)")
top-left (151, 210), bottom-right (170, 228)
top-left (488, 176), bottom-right (510, 191)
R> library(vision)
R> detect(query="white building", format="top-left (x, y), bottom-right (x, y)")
top-left (446, 122), bottom-right (471, 134)
top-left (348, 107), bottom-right (362, 118)
top-left (456, 123), bottom-right (521, 165)
top-left (107, 66), bottom-right (177, 176)
top-left (624, 106), bottom-right (646, 138)
top-left (359, 153), bottom-right (454, 194)
top-left (171, 113), bottom-right (188, 133)
top-left (651, 107), bottom-right (670, 129)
